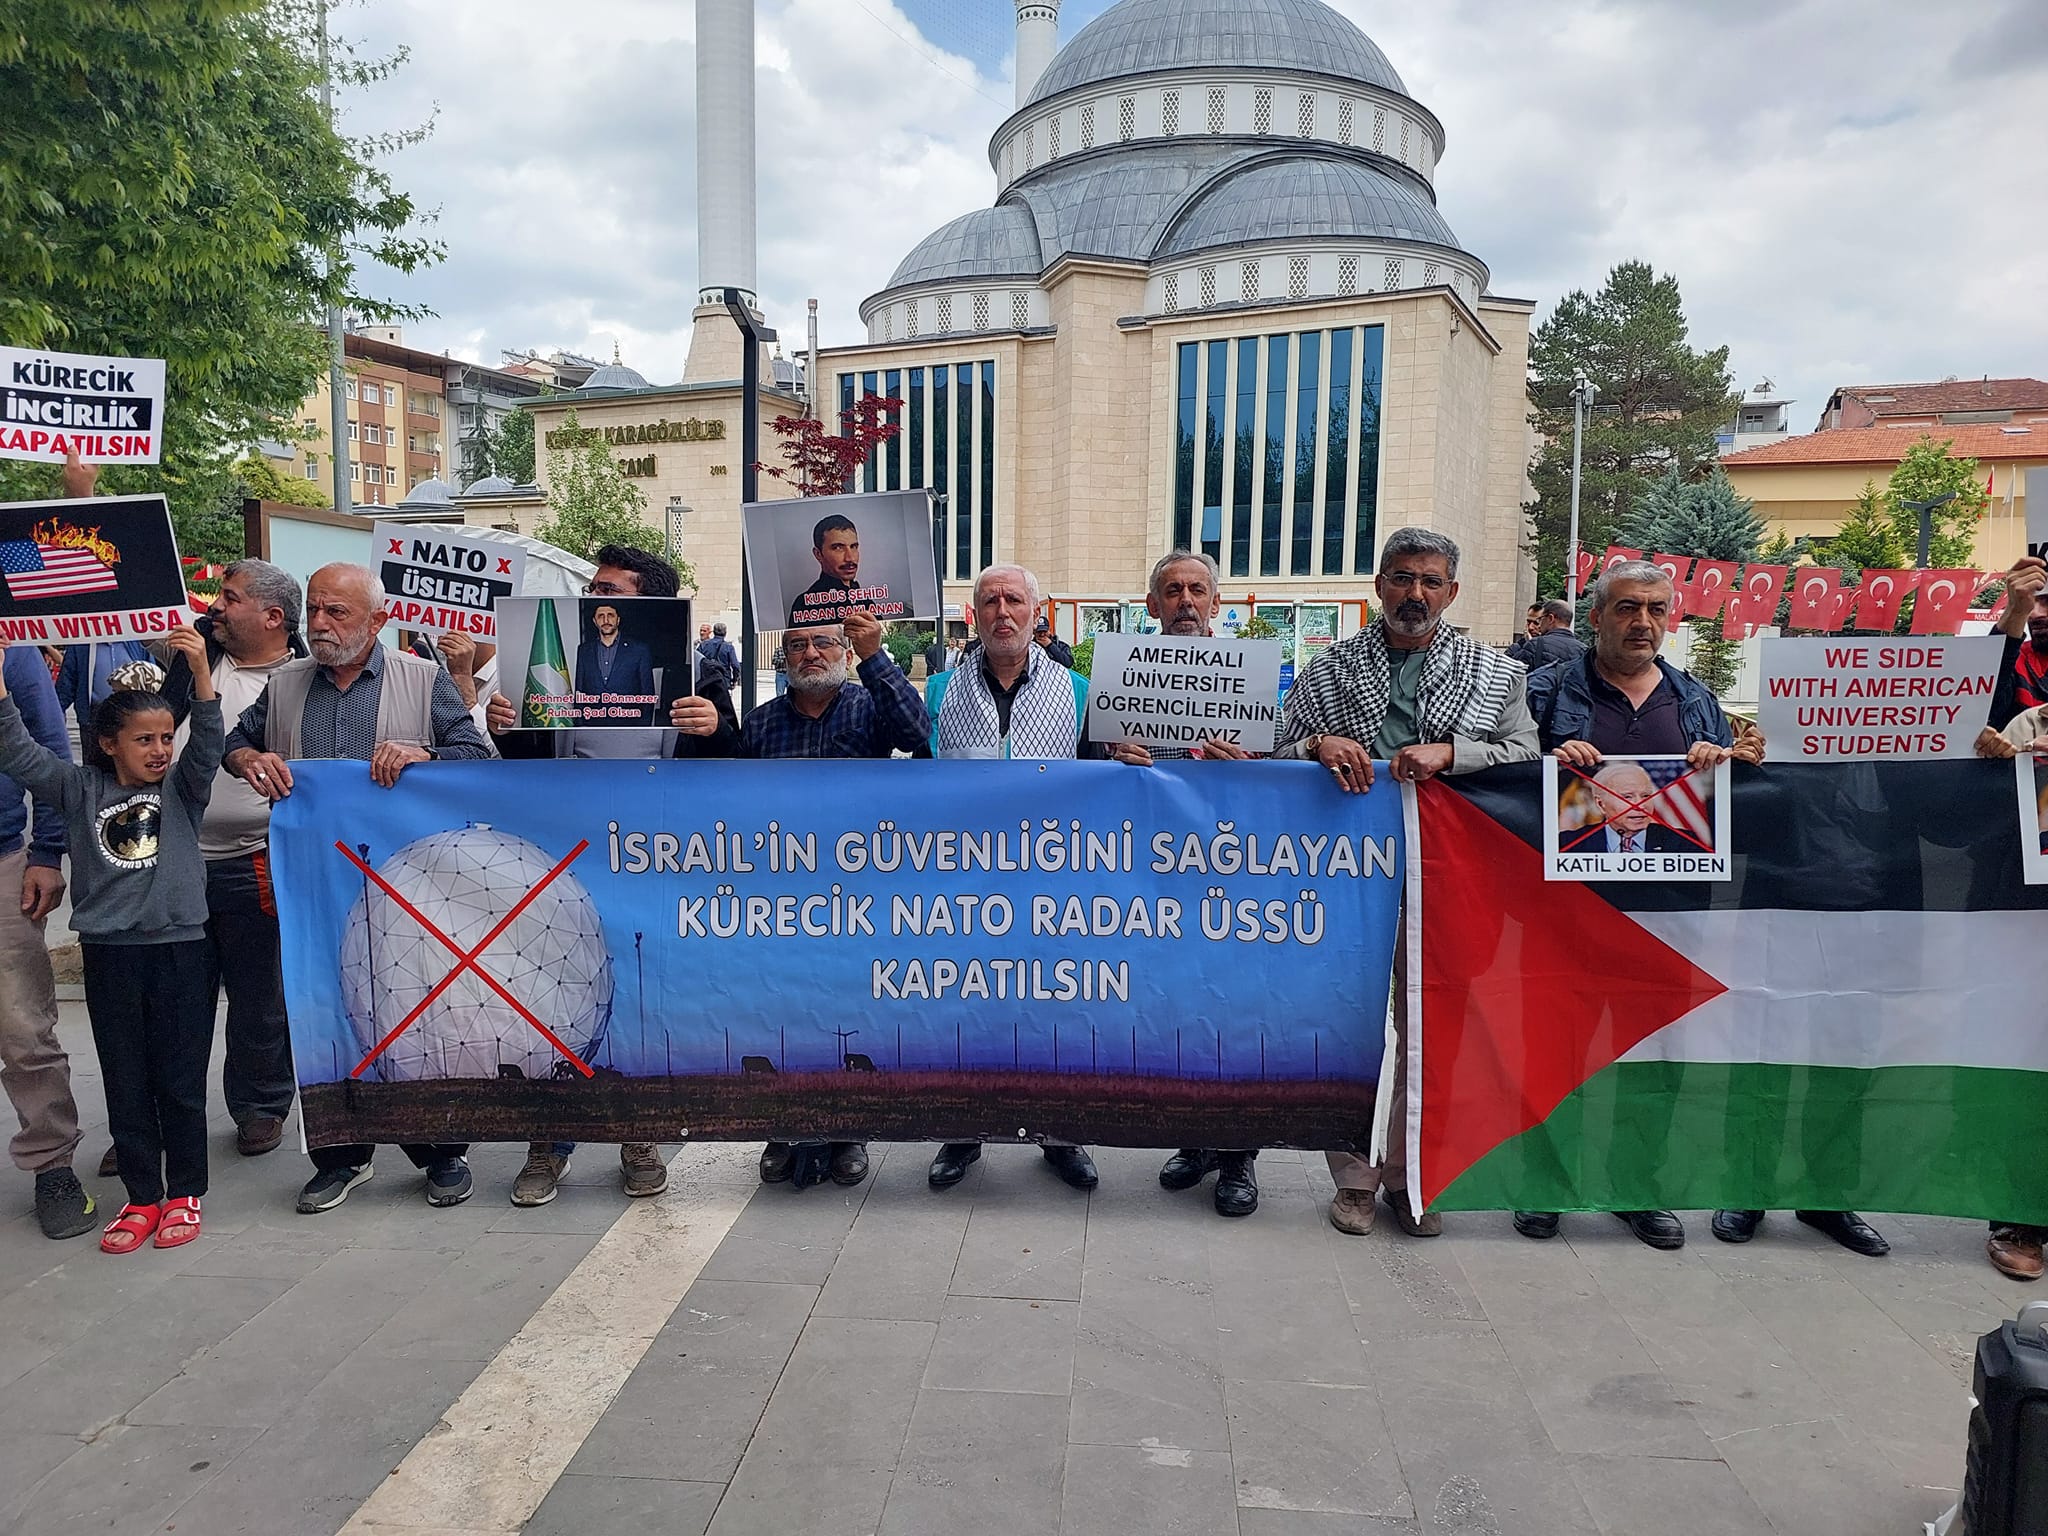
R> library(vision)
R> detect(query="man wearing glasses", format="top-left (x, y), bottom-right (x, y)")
top-left (674, 608), bottom-right (928, 1188)
top-left (1272, 527), bottom-right (1538, 1239)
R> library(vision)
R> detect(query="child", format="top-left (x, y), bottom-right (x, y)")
top-left (0, 627), bottom-right (222, 1253)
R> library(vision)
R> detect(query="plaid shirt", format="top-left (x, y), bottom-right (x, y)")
top-left (738, 650), bottom-right (928, 760)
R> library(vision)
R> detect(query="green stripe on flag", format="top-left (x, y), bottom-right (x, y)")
top-left (1433, 1060), bottom-right (2048, 1225)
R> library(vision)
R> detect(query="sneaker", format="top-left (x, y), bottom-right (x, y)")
top-left (424, 1157), bottom-right (473, 1207)
top-left (620, 1142), bottom-right (667, 1198)
top-left (297, 1164), bottom-right (372, 1214)
top-left (511, 1145), bottom-right (569, 1207)
top-left (1988, 1226), bottom-right (2044, 1281)
top-left (33, 1167), bottom-right (95, 1240)
top-left (1328, 1188), bottom-right (1376, 1236)
top-left (236, 1116), bottom-right (285, 1156)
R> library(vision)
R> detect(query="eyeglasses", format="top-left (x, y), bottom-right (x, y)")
top-left (1381, 572), bottom-right (1449, 593)
top-left (582, 579), bottom-right (632, 596)
top-left (783, 635), bottom-right (845, 655)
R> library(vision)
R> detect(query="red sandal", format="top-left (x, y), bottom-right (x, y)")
top-left (154, 1196), bottom-right (201, 1249)
top-left (100, 1203), bottom-right (161, 1255)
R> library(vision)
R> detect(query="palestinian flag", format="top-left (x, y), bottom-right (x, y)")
top-left (1412, 761), bottom-right (2048, 1224)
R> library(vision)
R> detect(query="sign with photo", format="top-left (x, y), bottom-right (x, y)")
top-left (1544, 753), bottom-right (1733, 881)
top-left (0, 494), bottom-right (190, 644)
top-left (494, 595), bottom-right (694, 731)
top-left (1757, 635), bottom-right (2002, 760)
top-left (1087, 632), bottom-right (1283, 752)
top-left (2015, 754), bottom-right (2048, 887)
top-left (742, 488), bottom-right (942, 630)
top-left (372, 523), bottom-right (526, 640)
top-left (0, 345), bottom-right (167, 464)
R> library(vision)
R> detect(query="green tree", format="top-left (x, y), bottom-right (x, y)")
top-left (1527, 261), bottom-right (1737, 588)
top-left (535, 409), bottom-right (693, 585)
top-left (0, 1), bottom-right (438, 557)
top-left (1069, 634), bottom-right (1096, 678)
top-left (491, 410), bottom-right (537, 483)
top-left (1823, 483), bottom-right (1911, 571)
top-left (1885, 436), bottom-right (1987, 568)
top-left (1619, 467), bottom-right (1767, 562)
top-left (234, 454), bottom-right (330, 510)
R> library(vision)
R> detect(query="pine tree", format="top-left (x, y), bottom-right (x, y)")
top-left (1618, 468), bottom-right (1766, 563)
top-left (1824, 483), bottom-right (1910, 572)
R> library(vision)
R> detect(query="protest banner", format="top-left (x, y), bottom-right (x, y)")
top-left (373, 523), bottom-right (525, 640)
top-left (494, 595), bottom-right (694, 729)
top-left (1756, 634), bottom-right (2002, 760)
top-left (743, 489), bottom-right (942, 629)
top-left (270, 760), bottom-right (1403, 1150)
top-left (1086, 632), bottom-right (1282, 752)
top-left (1544, 754), bottom-right (1731, 881)
top-left (0, 345), bottom-right (166, 464)
top-left (0, 494), bottom-right (191, 644)
top-left (1416, 761), bottom-right (2048, 1226)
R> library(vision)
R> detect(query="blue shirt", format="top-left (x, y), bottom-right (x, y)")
top-left (0, 649), bottom-right (69, 866)
top-left (56, 640), bottom-right (153, 727)
top-left (738, 650), bottom-right (928, 760)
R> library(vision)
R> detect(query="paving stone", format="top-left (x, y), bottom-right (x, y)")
top-left (1059, 1442), bottom-right (1237, 1536)
top-left (0, 1430), bottom-right (86, 1529)
top-left (359, 1229), bottom-right (601, 1360)
top-left (879, 1387), bottom-right (1069, 1536)
top-left (923, 1295), bottom-right (1077, 1394)
top-left (739, 1315), bottom-right (933, 1469)
top-left (816, 1147), bottom-right (973, 1323)
top-left (948, 1166), bottom-right (1089, 1301)
top-left (1211, 1270), bottom-right (1369, 1386)
top-left (2, 1422), bottom-right (260, 1536)
top-left (1224, 1377), bottom-right (1410, 1520)
top-left (708, 1465), bottom-right (896, 1536)
top-left (697, 1169), bottom-right (874, 1286)
top-left (1069, 1273), bottom-right (1228, 1453)
top-left (525, 1472), bottom-right (726, 1536)
top-left (1715, 1416), bottom-right (1947, 1536)
top-left (1236, 1513), bottom-right (1419, 1535)
top-left (1566, 1452), bottom-right (1773, 1536)
top-left (174, 1219), bottom-right (350, 1282)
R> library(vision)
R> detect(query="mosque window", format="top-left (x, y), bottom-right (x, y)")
top-left (1384, 257), bottom-right (1403, 290)
top-left (1298, 94), bottom-right (1316, 138)
top-left (1024, 124), bottom-right (1035, 168)
top-left (1291, 330), bottom-right (1320, 575)
top-left (1241, 261), bottom-right (1261, 304)
top-left (1338, 98), bottom-right (1355, 145)
top-left (1198, 265), bottom-right (1216, 307)
top-left (1012, 291), bottom-right (1031, 329)
top-left (1120, 95), bottom-right (1136, 140)
top-left (1161, 90), bottom-right (1179, 136)
top-left (882, 308), bottom-right (894, 342)
top-left (1338, 255), bottom-right (1359, 295)
top-left (1422, 261), bottom-right (1440, 288)
top-left (906, 301), bottom-right (919, 339)
top-left (1400, 119), bottom-right (1411, 163)
top-left (1171, 342), bottom-right (1198, 551)
top-left (973, 292), bottom-right (991, 330)
top-left (1254, 89), bottom-right (1272, 135)
top-left (1373, 108), bottom-right (1386, 153)
top-left (1289, 257), bottom-right (1310, 299)
top-left (1163, 273), bottom-right (1180, 313)
top-left (1207, 87), bottom-right (1227, 134)
top-left (936, 294), bottom-right (952, 333)
top-left (1080, 102), bottom-right (1095, 150)
top-left (1049, 116), bottom-right (1061, 159)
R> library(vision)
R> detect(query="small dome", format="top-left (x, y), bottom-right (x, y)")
top-left (579, 361), bottom-right (650, 392)
top-left (461, 474), bottom-right (516, 496)
top-left (888, 205), bottom-right (1044, 288)
top-left (396, 476), bottom-right (455, 508)
top-left (1156, 156), bottom-right (1462, 258)
top-left (1026, 0), bottom-right (1407, 107)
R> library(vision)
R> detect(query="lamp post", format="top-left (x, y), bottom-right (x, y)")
top-left (1903, 490), bottom-right (1959, 569)
top-left (1566, 373), bottom-right (1598, 601)
top-left (721, 289), bottom-right (775, 717)
top-left (317, 0), bottom-right (350, 517)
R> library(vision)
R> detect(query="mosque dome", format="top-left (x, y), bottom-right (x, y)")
top-left (460, 474), bottom-right (516, 496)
top-left (1156, 156), bottom-right (1462, 259)
top-left (579, 360), bottom-right (650, 392)
top-left (888, 205), bottom-right (1044, 289)
top-left (395, 476), bottom-right (454, 509)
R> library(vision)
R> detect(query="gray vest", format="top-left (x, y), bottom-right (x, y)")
top-left (261, 649), bottom-right (438, 758)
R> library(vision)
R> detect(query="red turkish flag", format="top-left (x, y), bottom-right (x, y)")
top-left (1689, 560), bottom-right (1740, 621)
top-left (1600, 545), bottom-right (1643, 575)
top-left (1850, 570), bottom-right (1915, 631)
top-left (1648, 553), bottom-right (1696, 621)
top-left (1572, 548), bottom-right (1596, 588)
top-left (1722, 564), bottom-right (1787, 638)
top-left (1909, 569), bottom-right (1991, 635)
top-left (1783, 566), bottom-right (1848, 631)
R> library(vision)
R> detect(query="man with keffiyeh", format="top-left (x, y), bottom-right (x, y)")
top-left (1271, 527), bottom-right (1538, 1239)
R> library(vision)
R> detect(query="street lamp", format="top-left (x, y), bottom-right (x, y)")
top-left (1903, 490), bottom-right (1959, 569)
top-left (721, 289), bottom-right (776, 716)
top-left (1565, 373), bottom-right (1598, 601)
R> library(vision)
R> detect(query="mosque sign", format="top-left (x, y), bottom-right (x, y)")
top-left (544, 417), bottom-right (726, 451)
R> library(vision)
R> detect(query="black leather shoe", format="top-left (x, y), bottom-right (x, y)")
top-left (1213, 1153), bottom-right (1257, 1217)
top-left (759, 1142), bottom-right (794, 1183)
top-left (1159, 1149), bottom-right (1218, 1190)
top-left (1513, 1210), bottom-right (1560, 1240)
top-left (1711, 1209), bottom-right (1763, 1243)
top-left (829, 1142), bottom-right (870, 1187)
top-left (1798, 1209), bottom-right (1890, 1257)
top-left (1617, 1210), bottom-right (1686, 1250)
top-left (1043, 1145), bottom-right (1099, 1190)
top-left (928, 1142), bottom-right (981, 1189)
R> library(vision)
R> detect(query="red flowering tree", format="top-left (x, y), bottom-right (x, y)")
top-left (758, 393), bottom-right (903, 496)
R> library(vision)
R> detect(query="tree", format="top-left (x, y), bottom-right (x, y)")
top-left (1526, 261), bottom-right (1737, 589)
top-left (1885, 436), bottom-right (1987, 568)
top-left (1619, 468), bottom-right (1767, 562)
top-left (1823, 483), bottom-right (1910, 572)
top-left (234, 454), bottom-right (330, 511)
top-left (759, 395), bottom-right (903, 496)
top-left (534, 409), bottom-right (693, 586)
top-left (0, 1), bottom-right (438, 558)
top-left (491, 410), bottom-right (536, 484)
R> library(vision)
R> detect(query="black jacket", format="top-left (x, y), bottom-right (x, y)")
top-left (1507, 629), bottom-right (1584, 670)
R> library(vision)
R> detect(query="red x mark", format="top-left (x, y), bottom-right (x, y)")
top-left (386, 537), bottom-right (403, 555)
top-left (1558, 761), bottom-right (1713, 854)
top-left (495, 556), bottom-right (512, 574)
top-left (337, 838), bottom-right (597, 1080)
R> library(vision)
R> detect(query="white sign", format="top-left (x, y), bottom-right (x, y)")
top-left (1087, 632), bottom-right (1282, 752)
top-left (0, 346), bottom-right (167, 465)
top-left (1757, 635), bottom-right (2003, 760)
top-left (2027, 465), bottom-right (2047, 564)
top-left (372, 523), bottom-right (526, 640)
top-left (1543, 754), bottom-right (1732, 882)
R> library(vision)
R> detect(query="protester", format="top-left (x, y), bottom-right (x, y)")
top-left (225, 563), bottom-right (494, 1213)
top-left (0, 642), bottom-right (91, 1239)
top-left (1522, 603), bottom-right (1542, 640)
top-left (2007, 571), bottom-right (2048, 714)
top-left (487, 545), bottom-right (737, 1205)
top-left (1108, 551), bottom-right (1261, 1217)
top-left (433, 632), bottom-right (497, 737)
top-left (1032, 614), bottom-right (1076, 669)
top-left (676, 607), bottom-right (926, 1188)
top-left (925, 563), bottom-right (1099, 1193)
top-left (1517, 558), bottom-right (1762, 1249)
top-left (1507, 598), bottom-right (1583, 669)
top-left (0, 626), bottom-right (223, 1253)
top-left (1273, 527), bottom-right (1538, 1238)
top-left (55, 639), bottom-right (156, 736)
top-left (697, 621), bottom-right (741, 693)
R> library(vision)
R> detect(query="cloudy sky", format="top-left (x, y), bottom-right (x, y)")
top-left (342, 0), bottom-right (2045, 430)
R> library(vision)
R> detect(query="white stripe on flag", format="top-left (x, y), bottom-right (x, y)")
top-left (1620, 908), bottom-right (2048, 1074)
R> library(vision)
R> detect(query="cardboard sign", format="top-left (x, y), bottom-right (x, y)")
top-left (1544, 754), bottom-right (1732, 881)
top-left (1087, 632), bottom-right (1283, 752)
top-left (0, 494), bottom-right (190, 643)
top-left (373, 523), bottom-right (525, 640)
top-left (742, 489), bottom-right (942, 630)
top-left (0, 346), bottom-right (166, 464)
top-left (495, 595), bottom-right (694, 730)
top-left (1757, 635), bottom-right (2003, 760)
top-left (2014, 753), bottom-right (2048, 887)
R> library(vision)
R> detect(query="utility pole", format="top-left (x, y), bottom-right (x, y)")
top-left (317, 0), bottom-right (351, 515)
top-left (1565, 372), bottom-right (1597, 601)
top-left (722, 289), bottom-right (776, 717)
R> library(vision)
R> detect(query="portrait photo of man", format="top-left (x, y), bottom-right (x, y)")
top-left (574, 600), bottom-right (656, 725)
top-left (788, 514), bottom-right (890, 626)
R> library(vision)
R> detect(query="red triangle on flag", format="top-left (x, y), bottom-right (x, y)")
top-left (1414, 782), bottom-right (1728, 1207)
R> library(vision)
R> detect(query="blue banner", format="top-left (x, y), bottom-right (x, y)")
top-left (271, 759), bottom-right (1402, 1150)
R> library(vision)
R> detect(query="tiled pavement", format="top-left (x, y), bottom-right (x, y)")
top-left (0, 998), bottom-right (2026, 1535)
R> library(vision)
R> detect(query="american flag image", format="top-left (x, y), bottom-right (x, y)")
top-left (1643, 756), bottom-right (1715, 850)
top-left (0, 539), bottom-right (120, 601)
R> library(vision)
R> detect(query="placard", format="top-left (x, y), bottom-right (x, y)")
top-left (1086, 632), bottom-right (1282, 752)
top-left (1757, 635), bottom-right (2002, 760)
top-left (0, 346), bottom-right (166, 464)
top-left (742, 488), bottom-right (942, 630)
top-left (372, 523), bottom-right (526, 640)
top-left (2016, 753), bottom-right (2048, 886)
top-left (494, 595), bottom-right (694, 729)
top-left (1543, 753), bottom-right (1731, 881)
top-left (0, 494), bottom-right (190, 643)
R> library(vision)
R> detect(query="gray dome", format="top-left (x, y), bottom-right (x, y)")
top-left (396, 476), bottom-right (454, 508)
top-left (461, 474), bottom-right (516, 496)
top-left (888, 205), bottom-right (1044, 288)
top-left (579, 361), bottom-right (650, 392)
top-left (1157, 156), bottom-right (1461, 258)
top-left (1026, 0), bottom-right (1407, 107)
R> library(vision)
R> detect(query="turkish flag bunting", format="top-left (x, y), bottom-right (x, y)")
top-left (1722, 564), bottom-right (1787, 638)
top-left (1599, 545), bottom-right (1642, 574)
top-left (1850, 570), bottom-right (1915, 631)
top-left (1783, 566), bottom-right (1848, 631)
top-left (1572, 548), bottom-right (1596, 587)
top-left (1909, 569), bottom-right (1992, 635)
top-left (1648, 553), bottom-right (1695, 622)
top-left (1688, 560), bottom-right (1740, 621)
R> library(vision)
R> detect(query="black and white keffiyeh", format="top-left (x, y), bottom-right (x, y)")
top-left (1277, 621), bottom-right (1523, 751)
top-left (934, 644), bottom-right (1081, 759)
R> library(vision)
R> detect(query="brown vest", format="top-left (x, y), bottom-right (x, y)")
top-left (261, 648), bottom-right (438, 758)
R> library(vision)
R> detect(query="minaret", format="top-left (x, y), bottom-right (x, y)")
top-left (685, 0), bottom-right (761, 382)
top-left (1015, 2), bottom-right (1059, 108)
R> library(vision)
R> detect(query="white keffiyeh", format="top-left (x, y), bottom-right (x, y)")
top-left (1278, 621), bottom-right (1523, 751)
top-left (934, 645), bottom-right (1080, 759)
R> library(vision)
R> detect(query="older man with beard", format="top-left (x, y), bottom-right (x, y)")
top-left (675, 606), bottom-right (926, 1188)
top-left (224, 563), bottom-right (496, 1214)
top-left (1274, 527), bottom-right (1538, 1238)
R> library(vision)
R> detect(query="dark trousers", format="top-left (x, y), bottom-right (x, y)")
top-left (81, 939), bottom-right (216, 1205)
top-left (312, 1141), bottom-right (467, 1173)
top-left (205, 853), bottom-right (296, 1124)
